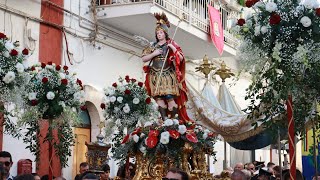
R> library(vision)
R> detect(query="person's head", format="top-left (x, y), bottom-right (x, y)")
top-left (267, 162), bottom-right (275, 173)
top-left (32, 173), bottom-right (41, 180)
top-left (257, 168), bottom-right (273, 180)
top-left (272, 166), bottom-right (281, 178)
top-left (164, 168), bottom-right (189, 180)
top-left (231, 169), bottom-right (246, 180)
top-left (282, 169), bottom-right (303, 180)
top-left (241, 169), bottom-right (251, 180)
top-left (82, 173), bottom-right (99, 180)
top-left (54, 177), bottom-right (66, 180)
top-left (100, 164), bottom-right (110, 180)
top-left (79, 162), bottom-right (89, 174)
top-left (155, 29), bottom-right (169, 42)
top-left (234, 163), bottom-right (244, 170)
top-left (0, 151), bottom-right (13, 177)
top-left (15, 174), bottom-right (35, 180)
top-left (41, 175), bottom-right (56, 180)
top-left (246, 163), bottom-right (255, 174)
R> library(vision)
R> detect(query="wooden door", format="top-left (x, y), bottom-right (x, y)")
top-left (72, 128), bottom-right (91, 178)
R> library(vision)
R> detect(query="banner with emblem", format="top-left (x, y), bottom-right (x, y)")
top-left (208, 5), bottom-right (224, 56)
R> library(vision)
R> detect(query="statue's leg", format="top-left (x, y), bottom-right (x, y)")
top-left (167, 96), bottom-right (178, 119)
top-left (156, 98), bottom-right (167, 121)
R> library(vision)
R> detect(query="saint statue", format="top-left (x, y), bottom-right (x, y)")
top-left (142, 12), bottom-right (192, 123)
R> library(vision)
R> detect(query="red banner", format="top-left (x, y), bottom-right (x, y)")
top-left (208, 5), bottom-right (224, 56)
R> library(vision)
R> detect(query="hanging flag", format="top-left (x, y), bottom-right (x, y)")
top-left (208, 5), bottom-right (224, 56)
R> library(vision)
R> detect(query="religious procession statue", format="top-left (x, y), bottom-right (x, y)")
top-left (142, 13), bottom-right (191, 123)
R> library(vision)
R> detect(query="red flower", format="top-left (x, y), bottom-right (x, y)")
top-left (145, 97), bottom-right (151, 104)
top-left (77, 78), bottom-right (82, 86)
top-left (270, 13), bottom-right (281, 25)
top-left (125, 75), bottom-right (130, 82)
top-left (121, 134), bottom-right (130, 144)
top-left (63, 65), bottom-right (68, 71)
top-left (237, 19), bottom-right (246, 26)
top-left (61, 79), bottom-right (68, 85)
top-left (146, 136), bottom-right (158, 148)
top-left (10, 49), bottom-right (18, 56)
top-left (316, 8), bottom-right (320, 17)
top-left (0, 32), bottom-right (6, 39)
top-left (138, 82), bottom-right (143, 87)
top-left (148, 129), bottom-right (160, 137)
top-left (208, 132), bottom-right (216, 138)
top-left (179, 120), bottom-right (185, 125)
top-left (41, 63), bottom-right (46, 68)
top-left (100, 103), bottom-right (106, 109)
top-left (48, 62), bottom-right (53, 65)
top-left (31, 100), bottom-right (38, 106)
top-left (131, 79), bottom-right (136, 83)
top-left (31, 66), bottom-right (36, 71)
top-left (112, 83), bottom-right (117, 87)
top-left (186, 131), bottom-right (198, 143)
top-left (131, 128), bottom-right (141, 135)
top-left (168, 130), bottom-right (180, 139)
top-left (56, 65), bottom-right (61, 71)
top-left (22, 48), bottom-right (29, 55)
top-left (245, 0), bottom-right (254, 7)
top-left (143, 66), bottom-right (150, 73)
top-left (80, 106), bottom-right (87, 111)
top-left (42, 77), bottom-right (48, 84)
top-left (124, 89), bottom-right (131, 95)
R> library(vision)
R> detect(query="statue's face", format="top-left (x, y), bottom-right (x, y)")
top-left (156, 30), bottom-right (166, 41)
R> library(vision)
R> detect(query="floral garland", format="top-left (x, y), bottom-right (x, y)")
top-left (232, 0), bottom-right (320, 133)
top-left (19, 62), bottom-right (85, 167)
top-left (111, 120), bottom-right (217, 164)
top-left (101, 75), bottom-right (159, 139)
top-left (0, 32), bottom-right (30, 136)
top-left (102, 76), bottom-right (217, 163)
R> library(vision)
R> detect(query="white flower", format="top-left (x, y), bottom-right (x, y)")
top-left (260, 26), bottom-right (268, 34)
top-left (144, 121), bottom-right (153, 127)
top-left (164, 119), bottom-right (174, 126)
top-left (139, 145), bottom-right (146, 154)
top-left (5, 41), bottom-right (14, 51)
top-left (117, 96), bottom-right (123, 103)
top-left (118, 86), bottom-right (126, 93)
top-left (3, 71), bottom-right (15, 84)
top-left (59, 101), bottom-right (66, 108)
top-left (178, 125), bottom-right (187, 134)
top-left (265, 2), bottom-right (277, 12)
top-left (160, 131), bottom-right (170, 144)
top-left (45, 65), bottom-right (53, 70)
top-left (115, 119), bottom-right (121, 126)
top-left (114, 107), bottom-right (120, 112)
top-left (123, 104), bottom-right (130, 113)
top-left (173, 119), bottom-right (179, 125)
top-left (105, 87), bottom-right (115, 96)
top-left (203, 133), bottom-right (208, 139)
top-left (46, 91), bottom-right (55, 100)
top-left (133, 134), bottom-right (139, 143)
top-left (253, 1), bottom-right (265, 9)
top-left (140, 133), bottom-right (146, 138)
top-left (59, 73), bottom-right (66, 79)
top-left (300, 16), bottom-right (312, 27)
top-left (28, 93), bottom-right (37, 100)
top-left (3, 51), bottom-right (10, 58)
top-left (103, 96), bottom-right (110, 104)
top-left (73, 92), bottom-right (82, 101)
top-left (254, 25), bottom-right (261, 36)
top-left (303, 0), bottom-right (318, 9)
top-left (15, 63), bottom-right (24, 73)
top-left (110, 96), bottom-right (116, 103)
top-left (133, 98), bottom-right (140, 104)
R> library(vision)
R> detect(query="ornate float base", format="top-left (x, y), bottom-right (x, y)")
top-left (132, 143), bottom-right (214, 180)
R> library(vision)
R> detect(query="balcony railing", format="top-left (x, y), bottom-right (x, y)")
top-left (97, 0), bottom-right (239, 49)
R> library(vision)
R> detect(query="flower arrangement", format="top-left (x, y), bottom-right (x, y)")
top-left (101, 75), bottom-right (158, 137)
top-left (111, 119), bottom-right (217, 164)
top-left (18, 62), bottom-right (85, 167)
top-left (232, 0), bottom-right (320, 133)
top-left (0, 32), bottom-right (29, 103)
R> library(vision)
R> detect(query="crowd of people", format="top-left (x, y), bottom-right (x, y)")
top-left (214, 161), bottom-right (306, 180)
